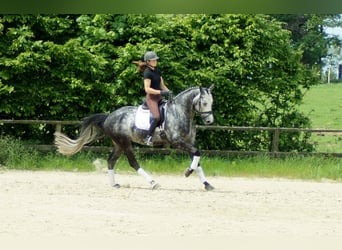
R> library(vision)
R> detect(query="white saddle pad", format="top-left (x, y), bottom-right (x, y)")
top-left (134, 106), bottom-right (151, 130)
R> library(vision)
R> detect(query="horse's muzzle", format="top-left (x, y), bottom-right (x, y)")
top-left (202, 114), bottom-right (214, 124)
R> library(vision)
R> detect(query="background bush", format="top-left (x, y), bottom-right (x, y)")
top-left (1, 14), bottom-right (333, 151)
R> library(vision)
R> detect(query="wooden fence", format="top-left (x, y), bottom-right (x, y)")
top-left (1, 119), bottom-right (342, 157)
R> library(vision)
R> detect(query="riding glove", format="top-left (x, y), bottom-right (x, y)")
top-left (161, 90), bottom-right (172, 97)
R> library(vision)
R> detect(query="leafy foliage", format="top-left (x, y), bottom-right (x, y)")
top-left (0, 14), bottom-right (319, 151)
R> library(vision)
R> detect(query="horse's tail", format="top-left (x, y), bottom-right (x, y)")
top-left (54, 113), bottom-right (108, 156)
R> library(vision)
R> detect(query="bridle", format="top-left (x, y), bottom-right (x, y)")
top-left (193, 92), bottom-right (213, 119)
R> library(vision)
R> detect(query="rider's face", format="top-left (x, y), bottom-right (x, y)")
top-left (148, 60), bottom-right (157, 67)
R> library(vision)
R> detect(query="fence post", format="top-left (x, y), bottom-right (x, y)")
top-left (271, 128), bottom-right (280, 154)
top-left (56, 123), bottom-right (62, 133)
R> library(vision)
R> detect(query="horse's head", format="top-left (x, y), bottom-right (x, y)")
top-left (193, 85), bottom-right (214, 124)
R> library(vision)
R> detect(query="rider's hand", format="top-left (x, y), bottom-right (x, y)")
top-left (161, 90), bottom-right (172, 97)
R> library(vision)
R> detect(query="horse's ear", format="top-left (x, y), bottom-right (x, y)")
top-left (209, 84), bottom-right (214, 91)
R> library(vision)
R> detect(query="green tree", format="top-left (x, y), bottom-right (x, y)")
top-left (271, 15), bottom-right (342, 68)
top-left (176, 14), bottom-right (315, 151)
top-left (0, 14), bottom-right (316, 151)
top-left (0, 15), bottom-right (116, 141)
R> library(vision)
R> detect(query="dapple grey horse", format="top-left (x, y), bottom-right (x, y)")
top-left (54, 85), bottom-right (215, 190)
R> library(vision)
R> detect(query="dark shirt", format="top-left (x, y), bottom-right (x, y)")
top-left (144, 67), bottom-right (162, 90)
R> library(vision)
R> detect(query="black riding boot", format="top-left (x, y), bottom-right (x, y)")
top-left (144, 118), bottom-right (159, 146)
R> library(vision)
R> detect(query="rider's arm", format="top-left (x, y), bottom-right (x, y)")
top-left (144, 78), bottom-right (162, 95)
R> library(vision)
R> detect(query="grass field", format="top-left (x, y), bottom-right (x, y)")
top-left (300, 83), bottom-right (342, 152)
top-left (300, 83), bottom-right (342, 129)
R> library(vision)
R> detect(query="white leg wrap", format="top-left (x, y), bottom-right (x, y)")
top-left (108, 169), bottom-right (115, 187)
top-left (196, 165), bottom-right (207, 183)
top-left (190, 156), bottom-right (200, 170)
top-left (137, 168), bottom-right (153, 183)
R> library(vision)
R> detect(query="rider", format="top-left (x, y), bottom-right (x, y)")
top-left (135, 51), bottom-right (172, 146)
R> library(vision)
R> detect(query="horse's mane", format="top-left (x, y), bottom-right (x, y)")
top-left (174, 86), bottom-right (200, 99)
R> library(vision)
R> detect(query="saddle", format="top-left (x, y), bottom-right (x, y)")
top-left (134, 99), bottom-right (167, 131)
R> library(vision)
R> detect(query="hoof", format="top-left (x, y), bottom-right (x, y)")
top-left (113, 183), bottom-right (121, 188)
top-left (185, 168), bottom-right (194, 177)
top-left (151, 181), bottom-right (161, 190)
top-left (204, 181), bottom-right (214, 191)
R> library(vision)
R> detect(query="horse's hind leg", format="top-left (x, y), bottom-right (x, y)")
top-left (124, 147), bottom-right (160, 189)
top-left (107, 146), bottom-right (123, 188)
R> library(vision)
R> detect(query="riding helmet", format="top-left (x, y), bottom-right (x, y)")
top-left (144, 51), bottom-right (159, 61)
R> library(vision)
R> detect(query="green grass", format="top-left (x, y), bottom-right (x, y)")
top-left (87, 153), bottom-right (342, 182)
top-left (300, 83), bottom-right (342, 152)
top-left (300, 83), bottom-right (342, 129)
top-left (1, 135), bottom-right (342, 181)
top-left (0, 135), bottom-right (95, 172)
top-left (39, 152), bottom-right (96, 172)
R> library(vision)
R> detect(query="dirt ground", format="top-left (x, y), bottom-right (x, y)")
top-left (1, 169), bottom-right (342, 239)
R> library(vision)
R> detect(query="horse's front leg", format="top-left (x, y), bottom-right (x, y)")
top-left (172, 140), bottom-right (214, 191)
